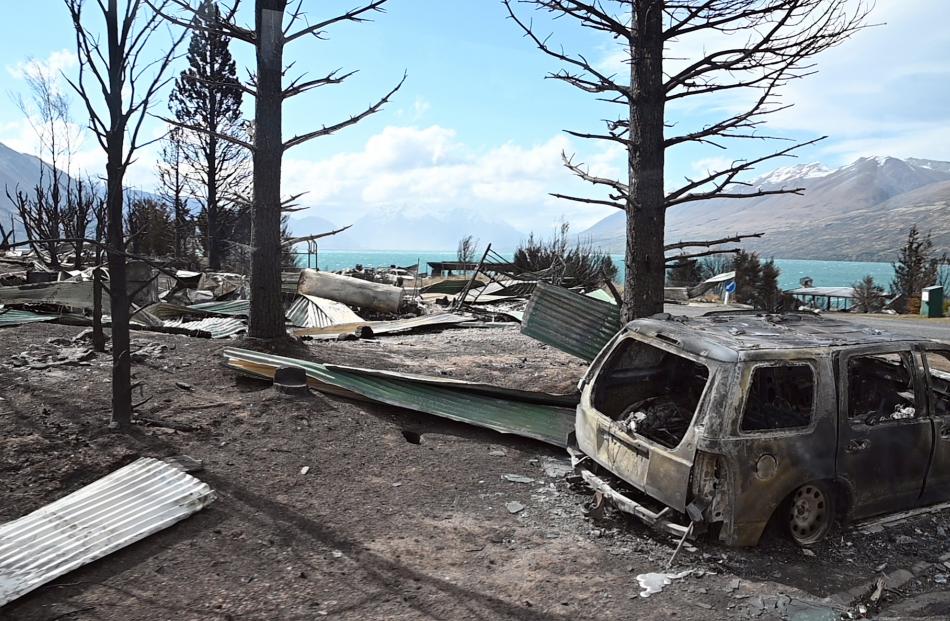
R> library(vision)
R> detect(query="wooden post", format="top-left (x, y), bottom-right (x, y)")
top-left (92, 266), bottom-right (106, 352)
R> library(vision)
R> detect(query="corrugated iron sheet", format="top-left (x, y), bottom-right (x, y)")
top-left (478, 281), bottom-right (536, 298)
top-left (141, 302), bottom-right (197, 320)
top-left (222, 348), bottom-right (575, 447)
top-left (586, 289), bottom-right (617, 304)
top-left (293, 313), bottom-right (474, 338)
top-left (521, 282), bottom-right (621, 362)
top-left (420, 279), bottom-right (484, 295)
top-left (0, 458), bottom-right (215, 607)
top-left (187, 299), bottom-right (251, 316)
top-left (282, 271), bottom-right (302, 294)
top-left (164, 316), bottom-right (247, 339)
top-left (0, 308), bottom-right (57, 327)
top-left (285, 295), bottom-right (364, 329)
top-left (0, 280), bottom-right (94, 309)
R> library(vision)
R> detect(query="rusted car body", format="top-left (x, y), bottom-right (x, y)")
top-left (575, 312), bottom-right (950, 546)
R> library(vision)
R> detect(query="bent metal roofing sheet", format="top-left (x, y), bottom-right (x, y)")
top-left (222, 348), bottom-right (576, 447)
top-left (0, 458), bottom-right (215, 607)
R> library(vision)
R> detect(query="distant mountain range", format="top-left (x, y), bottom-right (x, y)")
top-left (290, 209), bottom-right (526, 252)
top-left (3, 138), bottom-right (948, 260)
top-left (580, 156), bottom-right (950, 261)
top-left (0, 142), bottom-right (47, 231)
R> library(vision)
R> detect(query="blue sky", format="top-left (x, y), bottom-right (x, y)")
top-left (1, 0), bottom-right (949, 235)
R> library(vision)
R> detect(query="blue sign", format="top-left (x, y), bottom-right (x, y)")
top-left (725, 281), bottom-right (737, 294)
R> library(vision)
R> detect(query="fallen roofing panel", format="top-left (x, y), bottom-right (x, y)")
top-left (477, 281), bottom-right (537, 298)
top-left (521, 282), bottom-right (621, 362)
top-left (143, 302), bottom-right (200, 320)
top-left (164, 316), bottom-right (247, 339)
top-left (0, 458), bottom-right (215, 607)
top-left (292, 313), bottom-right (474, 338)
top-left (223, 348), bottom-right (576, 447)
top-left (286, 294), bottom-right (364, 329)
top-left (187, 299), bottom-right (251, 316)
top-left (322, 364), bottom-right (579, 407)
top-left (419, 279), bottom-right (485, 295)
top-left (0, 308), bottom-right (58, 328)
top-left (585, 289), bottom-right (617, 304)
top-left (0, 280), bottom-right (94, 309)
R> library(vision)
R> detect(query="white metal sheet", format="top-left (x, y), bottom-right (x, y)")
top-left (0, 457), bottom-right (216, 606)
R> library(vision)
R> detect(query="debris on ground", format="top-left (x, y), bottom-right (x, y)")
top-left (505, 501), bottom-right (526, 514)
top-left (636, 570), bottom-right (693, 598)
top-left (0, 457), bottom-right (215, 606)
top-left (503, 474), bottom-right (535, 484)
top-left (222, 347), bottom-right (577, 446)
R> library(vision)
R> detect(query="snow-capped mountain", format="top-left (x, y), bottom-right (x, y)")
top-left (752, 162), bottom-right (833, 186)
top-left (579, 155), bottom-right (950, 261)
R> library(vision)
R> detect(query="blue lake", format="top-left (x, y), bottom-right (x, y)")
top-left (301, 250), bottom-right (896, 291)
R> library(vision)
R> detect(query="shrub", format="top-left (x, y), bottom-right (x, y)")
top-left (514, 222), bottom-right (616, 290)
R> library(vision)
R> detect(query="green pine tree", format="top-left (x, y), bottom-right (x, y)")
top-left (890, 225), bottom-right (939, 313)
top-left (169, 0), bottom-right (249, 271)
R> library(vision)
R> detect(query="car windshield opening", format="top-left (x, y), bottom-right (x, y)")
top-left (593, 338), bottom-right (709, 449)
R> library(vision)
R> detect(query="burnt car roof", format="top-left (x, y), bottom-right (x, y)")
top-left (626, 312), bottom-right (936, 362)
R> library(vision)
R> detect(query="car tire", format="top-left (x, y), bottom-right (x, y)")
top-left (787, 481), bottom-right (836, 546)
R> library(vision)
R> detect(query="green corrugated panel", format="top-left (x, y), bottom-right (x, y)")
top-left (0, 309), bottom-right (57, 327)
top-left (521, 282), bottom-right (621, 362)
top-left (223, 348), bottom-right (575, 447)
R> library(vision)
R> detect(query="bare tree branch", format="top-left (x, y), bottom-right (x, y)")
top-left (664, 233), bottom-right (763, 251)
top-left (283, 73), bottom-right (405, 150)
top-left (282, 224), bottom-right (352, 248)
top-left (285, 0), bottom-right (388, 43)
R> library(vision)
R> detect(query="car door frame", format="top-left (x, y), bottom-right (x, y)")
top-left (919, 344), bottom-right (950, 504)
top-left (835, 343), bottom-right (933, 520)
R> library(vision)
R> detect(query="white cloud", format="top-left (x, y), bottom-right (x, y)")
top-left (599, 0), bottom-right (950, 168)
top-left (6, 50), bottom-right (77, 81)
top-left (393, 96), bottom-right (432, 122)
top-left (284, 125), bottom-right (621, 232)
top-left (761, 0), bottom-right (950, 162)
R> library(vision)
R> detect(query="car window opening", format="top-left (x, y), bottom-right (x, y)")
top-left (740, 365), bottom-right (814, 432)
top-left (593, 339), bottom-right (709, 449)
top-left (849, 353), bottom-right (917, 423)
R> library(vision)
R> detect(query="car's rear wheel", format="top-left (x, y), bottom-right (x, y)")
top-left (788, 482), bottom-right (835, 546)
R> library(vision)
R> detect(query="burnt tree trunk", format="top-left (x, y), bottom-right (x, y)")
top-left (248, 0), bottom-right (287, 339)
top-left (104, 0), bottom-right (132, 428)
top-left (206, 133), bottom-right (220, 270)
top-left (623, 0), bottom-right (665, 322)
top-left (92, 266), bottom-right (106, 352)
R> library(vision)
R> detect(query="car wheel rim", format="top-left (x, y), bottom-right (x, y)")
top-left (789, 484), bottom-right (828, 544)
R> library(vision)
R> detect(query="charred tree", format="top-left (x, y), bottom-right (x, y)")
top-left (154, 0), bottom-right (405, 340)
top-left (64, 0), bottom-right (183, 429)
top-left (5, 60), bottom-right (92, 270)
top-left (157, 127), bottom-right (192, 259)
top-left (505, 0), bottom-right (870, 321)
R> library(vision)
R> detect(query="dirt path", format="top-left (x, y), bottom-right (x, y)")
top-left (2, 323), bottom-right (950, 619)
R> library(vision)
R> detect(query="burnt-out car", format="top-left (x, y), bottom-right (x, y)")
top-left (574, 312), bottom-right (950, 546)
